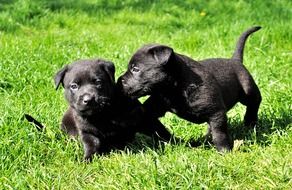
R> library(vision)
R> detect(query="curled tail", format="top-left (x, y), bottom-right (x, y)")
top-left (232, 26), bottom-right (261, 63)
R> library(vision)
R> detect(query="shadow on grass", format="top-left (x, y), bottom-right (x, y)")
top-left (229, 110), bottom-right (291, 146)
top-left (24, 106), bottom-right (291, 158)
top-left (130, 108), bottom-right (292, 153)
top-left (0, 80), bottom-right (13, 91)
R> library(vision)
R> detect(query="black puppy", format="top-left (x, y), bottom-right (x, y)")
top-left (55, 59), bottom-right (173, 160)
top-left (118, 26), bottom-right (262, 152)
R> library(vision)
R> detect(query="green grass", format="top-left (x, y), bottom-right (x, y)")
top-left (0, 0), bottom-right (291, 189)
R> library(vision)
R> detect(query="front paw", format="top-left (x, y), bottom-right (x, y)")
top-left (81, 133), bottom-right (101, 162)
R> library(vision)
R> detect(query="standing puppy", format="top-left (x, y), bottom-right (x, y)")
top-left (118, 26), bottom-right (262, 152)
top-left (55, 59), bottom-right (173, 160)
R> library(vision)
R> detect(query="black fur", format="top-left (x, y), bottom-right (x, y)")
top-left (118, 26), bottom-right (262, 152)
top-left (54, 59), bottom-right (173, 161)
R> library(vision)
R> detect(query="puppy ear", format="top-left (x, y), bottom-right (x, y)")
top-left (148, 45), bottom-right (174, 65)
top-left (102, 61), bottom-right (115, 84)
top-left (54, 65), bottom-right (68, 90)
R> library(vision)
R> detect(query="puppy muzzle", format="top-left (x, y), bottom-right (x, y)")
top-left (117, 77), bottom-right (150, 99)
top-left (76, 94), bottom-right (111, 115)
top-left (117, 77), bottom-right (130, 95)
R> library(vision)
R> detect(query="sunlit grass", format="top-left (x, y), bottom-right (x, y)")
top-left (0, 0), bottom-right (291, 189)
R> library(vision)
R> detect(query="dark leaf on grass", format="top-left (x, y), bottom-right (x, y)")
top-left (24, 114), bottom-right (45, 131)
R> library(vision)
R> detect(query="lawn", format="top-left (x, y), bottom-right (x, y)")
top-left (0, 0), bottom-right (291, 189)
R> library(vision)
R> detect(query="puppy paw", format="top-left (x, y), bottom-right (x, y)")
top-left (215, 142), bottom-right (233, 153)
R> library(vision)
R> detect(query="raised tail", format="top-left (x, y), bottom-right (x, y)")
top-left (231, 26), bottom-right (261, 63)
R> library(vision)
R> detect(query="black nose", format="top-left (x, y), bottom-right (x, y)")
top-left (82, 94), bottom-right (95, 105)
top-left (120, 78), bottom-right (128, 87)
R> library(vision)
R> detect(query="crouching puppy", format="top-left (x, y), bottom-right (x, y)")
top-left (118, 26), bottom-right (262, 152)
top-left (55, 59), bottom-right (173, 161)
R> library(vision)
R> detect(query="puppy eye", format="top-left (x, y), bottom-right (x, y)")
top-left (70, 83), bottom-right (79, 90)
top-left (95, 79), bottom-right (102, 87)
top-left (131, 66), bottom-right (140, 73)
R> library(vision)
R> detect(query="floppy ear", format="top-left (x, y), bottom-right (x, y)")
top-left (54, 65), bottom-right (68, 90)
top-left (102, 61), bottom-right (115, 84)
top-left (148, 45), bottom-right (174, 65)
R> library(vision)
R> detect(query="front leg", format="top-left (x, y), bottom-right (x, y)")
top-left (141, 95), bottom-right (176, 142)
top-left (140, 118), bottom-right (172, 142)
top-left (208, 111), bottom-right (232, 152)
top-left (80, 130), bottom-right (101, 161)
top-left (143, 95), bottom-right (168, 118)
top-left (61, 107), bottom-right (78, 137)
top-left (141, 96), bottom-right (199, 146)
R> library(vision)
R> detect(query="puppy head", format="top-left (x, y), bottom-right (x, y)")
top-left (54, 59), bottom-right (116, 116)
top-left (118, 44), bottom-right (174, 98)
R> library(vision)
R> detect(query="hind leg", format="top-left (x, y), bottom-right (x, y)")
top-left (239, 76), bottom-right (262, 127)
top-left (243, 90), bottom-right (261, 127)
